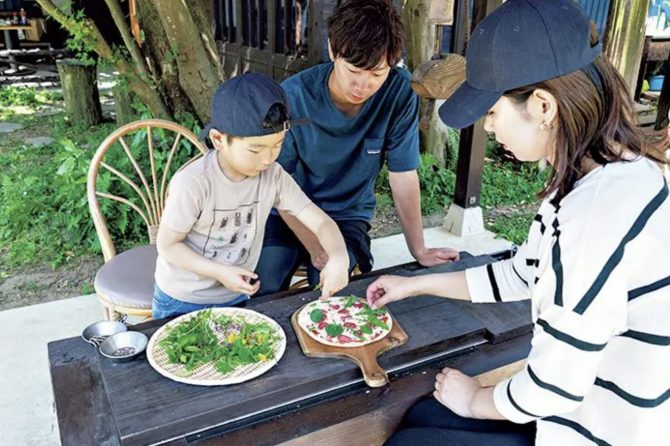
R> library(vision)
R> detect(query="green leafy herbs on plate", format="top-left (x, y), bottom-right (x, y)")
top-left (158, 310), bottom-right (280, 376)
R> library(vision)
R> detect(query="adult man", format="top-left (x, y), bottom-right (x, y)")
top-left (256, 0), bottom-right (458, 294)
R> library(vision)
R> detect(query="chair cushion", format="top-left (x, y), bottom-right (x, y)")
top-left (94, 245), bottom-right (157, 309)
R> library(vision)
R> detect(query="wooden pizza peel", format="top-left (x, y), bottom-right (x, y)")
top-left (291, 304), bottom-right (408, 387)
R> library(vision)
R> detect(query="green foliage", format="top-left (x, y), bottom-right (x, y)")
top-left (374, 132), bottom-right (548, 244)
top-left (417, 153), bottom-right (456, 214)
top-left (64, 9), bottom-right (98, 66)
top-left (485, 212), bottom-right (536, 246)
top-left (0, 86), bottom-right (61, 107)
top-left (480, 162), bottom-right (549, 208)
top-left (375, 153), bottom-right (456, 215)
top-left (0, 108), bottom-right (204, 269)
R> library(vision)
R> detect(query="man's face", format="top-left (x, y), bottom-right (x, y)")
top-left (330, 56), bottom-right (391, 105)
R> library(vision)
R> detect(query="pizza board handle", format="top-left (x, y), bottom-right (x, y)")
top-left (358, 354), bottom-right (389, 387)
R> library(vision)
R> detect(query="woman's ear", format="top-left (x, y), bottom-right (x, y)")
top-left (530, 88), bottom-right (558, 128)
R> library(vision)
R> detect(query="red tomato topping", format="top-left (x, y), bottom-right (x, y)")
top-left (344, 322), bottom-right (357, 329)
top-left (330, 304), bottom-right (341, 310)
top-left (337, 335), bottom-right (354, 343)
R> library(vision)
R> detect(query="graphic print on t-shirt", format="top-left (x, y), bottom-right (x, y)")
top-left (203, 202), bottom-right (258, 264)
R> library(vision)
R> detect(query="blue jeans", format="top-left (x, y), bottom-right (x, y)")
top-left (152, 286), bottom-right (249, 320)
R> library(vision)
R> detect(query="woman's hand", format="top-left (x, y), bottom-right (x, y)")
top-left (365, 275), bottom-right (418, 309)
top-left (433, 368), bottom-right (482, 418)
top-left (433, 367), bottom-right (483, 419)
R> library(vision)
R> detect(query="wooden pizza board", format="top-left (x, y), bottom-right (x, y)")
top-left (291, 305), bottom-right (408, 388)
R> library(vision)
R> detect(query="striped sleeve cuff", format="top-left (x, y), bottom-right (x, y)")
top-left (493, 377), bottom-right (538, 424)
top-left (466, 264), bottom-right (499, 303)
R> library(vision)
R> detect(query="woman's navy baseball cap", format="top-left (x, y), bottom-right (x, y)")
top-left (200, 72), bottom-right (309, 139)
top-left (439, 0), bottom-right (602, 129)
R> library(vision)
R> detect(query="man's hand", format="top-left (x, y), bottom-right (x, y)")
top-left (415, 247), bottom-right (459, 267)
top-left (433, 367), bottom-right (483, 419)
top-left (216, 266), bottom-right (261, 295)
top-left (318, 258), bottom-right (349, 299)
top-left (365, 274), bottom-right (417, 309)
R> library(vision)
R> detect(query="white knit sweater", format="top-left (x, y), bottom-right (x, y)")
top-left (466, 156), bottom-right (670, 446)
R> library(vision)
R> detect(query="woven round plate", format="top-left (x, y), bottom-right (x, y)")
top-left (147, 307), bottom-right (286, 386)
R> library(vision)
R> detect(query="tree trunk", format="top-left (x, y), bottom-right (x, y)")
top-left (56, 59), bottom-right (103, 126)
top-left (603, 0), bottom-right (651, 94)
top-left (136, 0), bottom-right (197, 118)
top-left (153, 0), bottom-right (223, 123)
top-left (113, 83), bottom-right (139, 125)
top-left (402, 0), bottom-right (454, 164)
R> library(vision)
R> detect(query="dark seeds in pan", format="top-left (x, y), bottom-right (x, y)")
top-left (112, 346), bottom-right (137, 356)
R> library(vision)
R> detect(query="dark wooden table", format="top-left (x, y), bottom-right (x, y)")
top-left (48, 253), bottom-right (532, 446)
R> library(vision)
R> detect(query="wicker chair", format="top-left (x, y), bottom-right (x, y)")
top-left (87, 119), bottom-right (208, 321)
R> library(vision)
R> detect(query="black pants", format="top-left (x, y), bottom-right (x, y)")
top-left (385, 397), bottom-right (536, 446)
top-left (255, 213), bottom-right (373, 295)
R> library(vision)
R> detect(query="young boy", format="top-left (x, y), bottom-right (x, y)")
top-left (153, 72), bottom-right (350, 319)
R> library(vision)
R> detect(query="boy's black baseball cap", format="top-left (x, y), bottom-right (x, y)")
top-left (200, 72), bottom-right (308, 139)
top-left (439, 0), bottom-right (602, 129)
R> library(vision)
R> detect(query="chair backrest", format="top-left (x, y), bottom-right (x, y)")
top-left (87, 119), bottom-right (208, 262)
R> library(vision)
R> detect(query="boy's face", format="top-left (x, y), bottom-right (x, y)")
top-left (330, 54), bottom-right (391, 105)
top-left (210, 130), bottom-right (286, 179)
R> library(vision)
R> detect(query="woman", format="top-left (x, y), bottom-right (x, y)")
top-left (368, 1), bottom-right (670, 445)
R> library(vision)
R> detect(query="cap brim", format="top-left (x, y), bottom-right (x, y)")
top-left (199, 123), bottom-right (214, 140)
top-left (438, 82), bottom-right (502, 129)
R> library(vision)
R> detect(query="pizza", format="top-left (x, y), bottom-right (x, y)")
top-left (297, 295), bottom-right (393, 347)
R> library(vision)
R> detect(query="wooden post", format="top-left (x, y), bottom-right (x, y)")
top-left (603, 0), bottom-right (651, 94)
top-left (443, 0), bottom-right (500, 237)
top-left (56, 59), bottom-right (103, 127)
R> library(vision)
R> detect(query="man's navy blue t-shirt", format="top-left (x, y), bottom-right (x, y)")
top-left (278, 62), bottom-right (420, 222)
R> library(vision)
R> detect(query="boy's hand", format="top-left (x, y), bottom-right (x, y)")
top-left (365, 275), bottom-right (416, 309)
top-left (308, 248), bottom-right (328, 270)
top-left (216, 266), bottom-right (260, 295)
top-left (318, 259), bottom-right (349, 299)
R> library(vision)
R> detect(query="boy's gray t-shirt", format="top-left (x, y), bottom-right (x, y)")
top-left (155, 150), bottom-right (312, 304)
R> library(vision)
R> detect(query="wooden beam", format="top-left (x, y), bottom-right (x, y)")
top-left (451, 0), bottom-right (499, 210)
top-left (453, 120), bottom-right (488, 208)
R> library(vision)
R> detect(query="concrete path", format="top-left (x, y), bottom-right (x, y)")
top-left (0, 226), bottom-right (511, 446)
